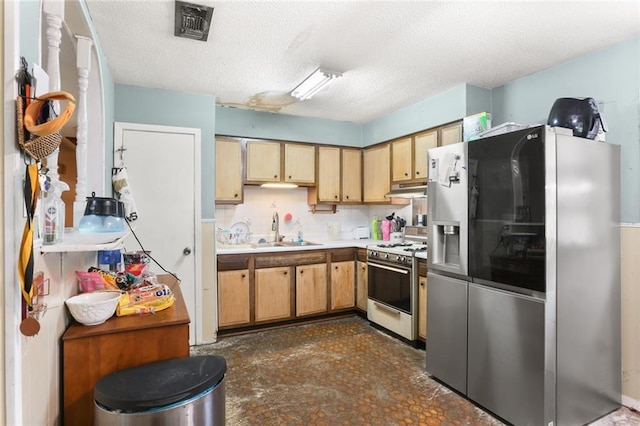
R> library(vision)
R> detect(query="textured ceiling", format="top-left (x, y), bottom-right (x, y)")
top-left (84, 0), bottom-right (640, 124)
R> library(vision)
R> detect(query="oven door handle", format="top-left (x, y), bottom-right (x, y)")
top-left (368, 262), bottom-right (410, 274)
top-left (373, 301), bottom-right (401, 316)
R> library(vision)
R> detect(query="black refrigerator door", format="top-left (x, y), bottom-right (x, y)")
top-left (467, 126), bottom-right (546, 292)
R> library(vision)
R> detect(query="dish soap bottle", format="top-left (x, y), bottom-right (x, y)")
top-left (296, 220), bottom-right (303, 243)
top-left (43, 179), bottom-right (69, 245)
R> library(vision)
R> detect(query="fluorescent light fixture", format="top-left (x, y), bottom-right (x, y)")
top-left (291, 68), bottom-right (342, 101)
top-left (261, 183), bottom-right (299, 189)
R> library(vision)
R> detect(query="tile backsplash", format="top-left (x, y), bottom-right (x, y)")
top-left (215, 187), bottom-right (411, 242)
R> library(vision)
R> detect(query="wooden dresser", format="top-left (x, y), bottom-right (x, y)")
top-left (62, 275), bottom-right (190, 425)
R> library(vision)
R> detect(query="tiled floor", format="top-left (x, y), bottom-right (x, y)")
top-left (191, 316), bottom-right (640, 425)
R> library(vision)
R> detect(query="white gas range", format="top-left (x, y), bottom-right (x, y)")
top-left (366, 235), bottom-right (427, 342)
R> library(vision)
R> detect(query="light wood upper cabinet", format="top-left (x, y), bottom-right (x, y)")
top-left (414, 130), bottom-right (438, 180)
top-left (317, 146), bottom-right (341, 202)
top-left (246, 141), bottom-right (316, 185)
top-left (215, 137), bottom-right (244, 204)
top-left (418, 276), bottom-right (427, 340)
top-left (284, 143), bottom-right (316, 184)
top-left (441, 121), bottom-right (463, 146)
top-left (342, 148), bottom-right (361, 203)
top-left (330, 261), bottom-right (355, 310)
top-left (392, 136), bottom-right (413, 182)
top-left (246, 140), bottom-right (281, 182)
top-left (217, 270), bottom-right (250, 328)
top-left (363, 143), bottom-right (391, 203)
top-left (356, 260), bottom-right (368, 311)
top-left (296, 263), bottom-right (327, 316)
top-left (310, 146), bottom-right (361, 206)
top-left (255, 267), bottom-right (293, 323)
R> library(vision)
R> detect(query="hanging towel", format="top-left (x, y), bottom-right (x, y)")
top-left (112, 167), bottom-right (138, 221)
top-left (18, 163), bottom-right (40, 307)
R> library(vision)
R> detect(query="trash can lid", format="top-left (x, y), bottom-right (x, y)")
top-left (94, 355), bottom-right (227, 412)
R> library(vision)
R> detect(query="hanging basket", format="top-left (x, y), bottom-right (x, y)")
top-left (16, 96), bottom-right (63, 161)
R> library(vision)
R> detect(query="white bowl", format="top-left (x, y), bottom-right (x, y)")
top-left (65, 291), bottom-right (122, 326)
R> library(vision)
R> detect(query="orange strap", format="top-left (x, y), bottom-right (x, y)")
top-left (23, 91), bottom-right (76, 137)
top-left (18, 163), bottom-right (39, 306)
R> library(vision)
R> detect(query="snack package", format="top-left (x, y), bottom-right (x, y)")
top-left (76, 270), bottom-right (119, 292)
top-left (116, 282), bottom-right (175, 316)
top-left (87, 267), bottom-right (128, 290)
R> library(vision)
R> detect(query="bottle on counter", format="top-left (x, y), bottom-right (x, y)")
top-left (371, 216), bottom-right (381, 240)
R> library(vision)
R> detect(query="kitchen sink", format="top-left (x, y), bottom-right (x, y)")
top-left (251, 241), bottom-right (322, 248)
top-left (279, 241), bottom-right (321, 247)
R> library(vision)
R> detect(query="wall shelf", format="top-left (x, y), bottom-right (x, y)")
top-left (39, 228), bottom-right (128, 253)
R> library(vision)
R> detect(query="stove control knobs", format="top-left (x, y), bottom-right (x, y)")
top-left (398, 256), bottom-right (406, 263)
top-left (383, 253), bottom-right (389, 260)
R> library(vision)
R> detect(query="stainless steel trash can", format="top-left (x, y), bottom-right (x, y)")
top-left (94, 355), bottom-right (226, 426)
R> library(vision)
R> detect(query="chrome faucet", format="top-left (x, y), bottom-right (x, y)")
top-left (272, 211), bottom-right (280, 242)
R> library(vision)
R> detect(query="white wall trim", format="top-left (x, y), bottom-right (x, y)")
top-left (621, 223), bottom-right (640, 228)
top-left (3, 1), bottom-right (22, 424)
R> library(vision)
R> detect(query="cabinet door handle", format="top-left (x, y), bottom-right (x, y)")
top-left (241, 274), bottom-right (246, 278)
top-left (288, 175), bottom-right (292, 179)
top-left (416, 171), bottom-right (420, 175)
top-left (274, 174), bottom-right (278, 179)
top-left (284, 271), bottom-right (288, 275)
top-left (345, 195), bottom-right (349, 200)
top-left (404, 172), bottom-right (408, 176)
top-left (234, 193), bottom-right (238, 198)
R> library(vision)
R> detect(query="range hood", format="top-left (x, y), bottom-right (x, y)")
top-left (385, 182), bottom-right (428, 198)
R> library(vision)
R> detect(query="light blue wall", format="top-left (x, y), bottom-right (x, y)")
top-left (492, 37), bottom-right (640, 222)
top-left (362, 84), bottom-right (468, 145)
top-left (465, 85), bottom-right (492, 117)
top-left (215, 84), bottom-right (476, 147)
top-left (114, 85), bottom-right (217, 219)
top-left (215, 105), bottom-right (362, 146)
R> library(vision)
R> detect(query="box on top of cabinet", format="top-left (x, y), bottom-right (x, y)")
top-left (463, 112), bottom-right (492, 141)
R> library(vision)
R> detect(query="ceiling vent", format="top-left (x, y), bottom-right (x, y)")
top-left (174, 1), bottom-right (214, 42)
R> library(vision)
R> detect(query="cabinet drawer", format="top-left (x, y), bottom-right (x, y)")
top-left (330, 248), bottom-right (355, 263)
top-left (217, 255), bottom-right (250, 271)
top-left (255, 251), bottom-right (327, 268)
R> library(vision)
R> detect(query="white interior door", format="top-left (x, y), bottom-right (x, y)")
top-left (114, 122), bottom-right (201, 345)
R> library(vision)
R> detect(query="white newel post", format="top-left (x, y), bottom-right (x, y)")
top-left (74, 36), bottom-right (93, 227)
top-left (43, 0), bottom-right (64, 182)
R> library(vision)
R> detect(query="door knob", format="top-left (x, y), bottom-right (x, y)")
top-left (183, 247), bottom-right (192, 255)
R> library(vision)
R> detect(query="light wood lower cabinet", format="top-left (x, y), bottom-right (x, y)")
top-left (356, 260), bottom-right (368, 311)
top-left (296, 263), bottom-right (327, 316)
top-left (217, 269), bottom-right (250, 328)
top-left (418, 276), bottom-right (427, 340)
top-left (331, 261), bottom-right (355, 310)
top-left (255, 267), bottom-right (293, 322)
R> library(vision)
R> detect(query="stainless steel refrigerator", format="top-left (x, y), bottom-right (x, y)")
top-left (426, 125), bottom-right (621, 426)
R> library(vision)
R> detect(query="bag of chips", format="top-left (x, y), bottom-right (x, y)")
top-left (116, 282), bottom-right (175, 316)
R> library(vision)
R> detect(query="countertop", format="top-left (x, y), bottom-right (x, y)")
top-left (217, 239), bottom-right (377, 255)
